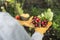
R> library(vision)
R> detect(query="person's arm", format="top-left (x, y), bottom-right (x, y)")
top-left (18, 16), bottom-right (52, 40)
top-left (31, 22), bottom-right (52, 40)
top-left (0, 12), bottom-right (31, 40)
top-left (18, 16), bottom-right (34, 28)
top-left (0, 12), bottom-right (44, 40)
top-left (0, 35), bottom-right (3, 40)
top-left (31, 32), bottom-right (44, 40)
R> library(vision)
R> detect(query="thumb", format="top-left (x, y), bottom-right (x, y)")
top-left (28, 16), bottom-right (33, 22)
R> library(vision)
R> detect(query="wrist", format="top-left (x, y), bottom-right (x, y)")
top-left (35, 27), bottom-right (46, 35)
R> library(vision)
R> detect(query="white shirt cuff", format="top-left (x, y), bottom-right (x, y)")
top-left (31, 32), bottom-right (44, 40)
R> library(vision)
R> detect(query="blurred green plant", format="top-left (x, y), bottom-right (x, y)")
top-left (0, 0), bottom-right (60, 39)
top-left (30, 7), bottom-right (45, 16)
top-left (31, 7), bottom-right (41, 16)
top-left (1, 0), bottom-right (24, 17)
top-left (15, 2), bottom-right (24, 15)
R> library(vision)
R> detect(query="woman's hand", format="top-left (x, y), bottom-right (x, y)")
top-left (18, 16), bottom-right (52, 34)
top-left (18, 16), bottom-right (34, 28)
top-left (35, 22), bottom-right (52, 34)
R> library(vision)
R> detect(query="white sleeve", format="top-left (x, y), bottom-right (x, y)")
top-left (0, 12), bottom-right (31, 40)
top-left (0, 35), bottom-right (3, 40)
top-left (0, 12), bottom-right (44, 40)
top-left (31, 32), bottom-right (44, 40)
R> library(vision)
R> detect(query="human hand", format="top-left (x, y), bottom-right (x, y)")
top-left (35, 22), bottom-right (52, 35)
top-left (18, 16), bottom-right (34, 28)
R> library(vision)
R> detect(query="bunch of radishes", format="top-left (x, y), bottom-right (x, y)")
top-left (32, 16), bottom-right (41, 27)
top-left (32, 16), bottom-right (48, 27)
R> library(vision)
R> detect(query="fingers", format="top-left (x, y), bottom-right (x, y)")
top-left (35, 21), bottom-right (52, 31)
top-left (35, 21), bottom-right (52, 34)
top-left (17, 16), bottom-right (34, 28)
top-left (28, 16), bottom-right (33, 22)
top-left (17, 20), bottom-right (25, 25)
top-left (23, 21), bottom-right (35, 28)
top-left (35, 27), bottom-right (46, 34)
top-left (46, 21), bottom-right (52, 30)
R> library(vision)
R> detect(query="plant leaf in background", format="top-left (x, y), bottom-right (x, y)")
top-left (15, 3), bottom-right (24, 15)
top-left (37, 15), bottom-right (41, 18)
top-left (44, 8), bottom-right (53, 21)
top-left (37, 8), bottom-right (53, 21)
top-left (52, 22), bottom-right (59, 29)
top-left (37, 13), bottom-right (45, 20)
top-left (1, 6), bottom-right (6, 12)
top-left (31, 7), bottom-right (41, 16)
top-left (6, 0), bottom-right (15, 3)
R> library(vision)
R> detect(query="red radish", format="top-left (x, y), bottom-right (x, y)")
top-left (42, 24), bottom-right (46, 27)
top-left (35, 24), bottom-right (39, 27)
top-left (32, 16), bottom-right (48, 27)
top-left (41, 19), bottom-right (48, 27)
top-left (35, 20), bottom-right (38, 23)
top-left (33, 16), bottom-right (37, 19)
top-left (44, 23), bottom-right (47, 25)
top-left (15, 15), bottom-right (20, 20)
top-left (32, 16), bottom-right (41, 27)
top-left (36, 18), bottom-right (40, 22)
top-left (41, 21), bottom-right (45, 27)
top-left (32, 21), bottom-right (35, 24)
top-left (41, 21), bottom-right (45, 25)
